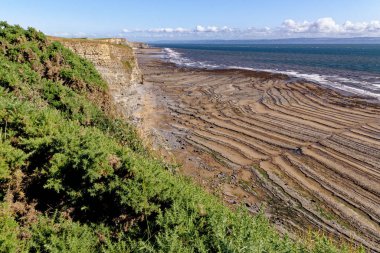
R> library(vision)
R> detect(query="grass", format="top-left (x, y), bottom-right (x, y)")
top-left (123, 60), bottom-right (135, 71)
top-left (0, 21), bottom-right (365, 252)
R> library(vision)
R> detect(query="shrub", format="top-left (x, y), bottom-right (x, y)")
top-left (0, 204), bottom-right (20, 253)
top-left (26, 214), bottom-right (99, 253)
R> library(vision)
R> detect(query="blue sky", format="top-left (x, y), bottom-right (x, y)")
top-left (1, 0), bottom-right (380, 41)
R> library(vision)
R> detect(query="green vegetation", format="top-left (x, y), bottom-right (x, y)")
top-left (0, 22), bottom-right (363, 252)
top-left (123, 60), bottom-right (135, 71)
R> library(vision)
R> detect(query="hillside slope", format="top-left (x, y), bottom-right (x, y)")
top-left (0, 22), bottom-right (361, 252)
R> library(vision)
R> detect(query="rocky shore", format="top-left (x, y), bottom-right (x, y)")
top-left (134, 48), bottom-right (380, 251)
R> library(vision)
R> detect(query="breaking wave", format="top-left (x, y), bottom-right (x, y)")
top-left (162, 47), bottom-right (380, 99)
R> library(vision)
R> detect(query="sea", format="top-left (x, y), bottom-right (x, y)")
top-left (151, 43), bottom-right (380, 99)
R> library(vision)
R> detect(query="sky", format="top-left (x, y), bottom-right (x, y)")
top-left (1, 0), bottom-right (380, 41)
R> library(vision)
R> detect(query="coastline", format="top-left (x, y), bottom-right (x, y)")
top-left (158, 46), bottom-right (380, 102)
top-left (133, 47), bottom-right (380, 250)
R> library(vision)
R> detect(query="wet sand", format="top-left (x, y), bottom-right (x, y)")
top-left (134, 48), bottom-right (380, 251)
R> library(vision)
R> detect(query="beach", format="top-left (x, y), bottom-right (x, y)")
top-left (133, 47), bottom-right (380, 250)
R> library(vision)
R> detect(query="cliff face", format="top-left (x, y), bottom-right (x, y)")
top-left (50, 37), bottom-right (144, 120)
top-left (54, 38), bottom-right (143, 91)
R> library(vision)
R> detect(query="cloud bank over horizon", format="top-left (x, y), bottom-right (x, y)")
top-left (52, 17), bottom-right (380, 40)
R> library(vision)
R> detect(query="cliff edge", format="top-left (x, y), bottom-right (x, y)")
top-left (50, 37), bottom-right (145, 121)
top-left (50, 38), bottom-right (143, 89)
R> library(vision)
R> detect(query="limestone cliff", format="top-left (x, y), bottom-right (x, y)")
top-left (50, 37), bottom-right (144, 120)
top-left (52, 38), bottom-right (143, 90)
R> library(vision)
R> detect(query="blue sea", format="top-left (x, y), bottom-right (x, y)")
top-left (151, 43), bottom-right (380, 99)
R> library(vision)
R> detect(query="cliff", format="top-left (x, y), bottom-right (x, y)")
top-left (50, 38), bottom-right (143, 89)
top-left (49, 37), bottom-right (145, 121)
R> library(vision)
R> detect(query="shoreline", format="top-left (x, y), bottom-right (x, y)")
top-left (154, 46), bottom-right (380, 102)
top-left (133, 47), bottom-right (380, 251)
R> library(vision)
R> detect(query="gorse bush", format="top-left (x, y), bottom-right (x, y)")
top-left (0, 22), bottom-right (361, 252)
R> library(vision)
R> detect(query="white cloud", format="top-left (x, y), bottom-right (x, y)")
top-left (194, 25), bottom-right (206, 32)
top-left (312, 17), bottom-right (340, 33)
top-left (282, 18), bottom-right (340, 33)
top-left (144, 27), bottom-right (190, 33)
top-left (138, 25), bottom-right (235, 33)
top-left (49, 17), bottom-right (380, 41)
top-left (149, 28), bottom-right (174, 33)
top-left (195, 25), bottom-right (220, 32)
top-left (367, 21), bottom-right (380, 31)
top-left (116, 18), bottom-right (380, 40)
top-left (341, 20), bottom-right (380, 33)
top-left (122, 25), bottom-right (235, 36)
top-left (281, 17), bottom-right (380, 35)
top-left (174, 27), bottom-right (189, 33)
top-left (282, 19), bottom-right (310, 33)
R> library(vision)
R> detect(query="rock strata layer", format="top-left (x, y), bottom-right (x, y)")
top-left (135, 48), bottom-right (380, 251)
top-left (51, 38), bottom-right (146, 122)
